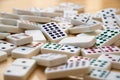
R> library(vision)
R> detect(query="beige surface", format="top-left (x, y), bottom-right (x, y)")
top-left (0, 0), bottom-right (120, 80)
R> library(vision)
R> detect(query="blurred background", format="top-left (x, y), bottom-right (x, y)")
top-left (0, 0), bottom-right (120, 13)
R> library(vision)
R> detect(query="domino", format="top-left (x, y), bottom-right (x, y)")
top-left (13, 8), bottom-right (35, 15)
top-left (102, 16), bottom-right (119, 30)
top-left (71, 14), bottom-right (90, 25)
top-left (0, 40), bottom-right (16, 55)
top-left (90, 59), bottom-right (111, 70)
top-left (99, 46), bottom-right (120, 55)
top-left (100, 8), bottom-right (117, 17)
top-left (41, 42), bottom-right (81, 57)
top-left (41, 42), bottom-right (63, 53)
top-left (69, 19), bottom-right (102, 34)
top-left (116, 15), bottom-right (120, 26)
top-left (0, 12), bottom-right (20, 20)
top-left (18, 20), bottom-right (41, 30)
top-left (84, 68), bottom-right (110, 80)
top-left (67, 56), bottom-right (91, 63)
top-left (4, 58), bottom-right (36, 80)
top-left (12, 42), bottom-right (43, 58)
top-left (57, 22), bottom-right (73, 33)
top-left (63, 10), bottom-right (78, 19)
top-left (0, 32), bottom-right (10, 39)
top-left (0, 18), bottom-right (23, 33)
top-left (20, 15), bottom-right (51, 23)
top-left (7, 33), bottom-right (33, 46)
top-left (32, 53), bottom-right (67, 67)
top-left (25, 30), bottom-right (46, 42)
top-left (59, 35), bottom-right (96, 48)
top-left (45, 60), bottom-right (90, 79)
top-left (98, 54), bottom-right (120, 69)
top-left (106, 71), bottom-right (120, 80)
top-left (51, 17), bottom-right (71, 23)
top-left (39, 12), bottom-right (63, 18)
top-left (58, 2), bottom-right (84, 12)
top-left (41, 22), bottom-right (67, 42)
top-left (59, 45), bottom-right (81, 57)
top-left (0, 51), bottom-right (7, 62)
top-left (81, 47), bottom-right (103, 58)
top-left (81, 45), bottom-right (120, 58)
top-left (91, 12), bottom-right (102, 21)
top-left (95, 29), bottom-right (120, 46)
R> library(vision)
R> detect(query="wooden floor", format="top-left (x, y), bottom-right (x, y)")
top-left (0, 0), bottom-right (120, 80)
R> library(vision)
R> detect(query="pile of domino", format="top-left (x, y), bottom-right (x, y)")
top-left (1, 2), bottom-right (120, 80)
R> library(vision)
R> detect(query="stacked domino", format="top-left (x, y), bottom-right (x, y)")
top-left (0, 2), bottom-right (120, 80)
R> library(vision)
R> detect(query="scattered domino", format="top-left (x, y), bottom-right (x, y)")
top-left (90, 59), bottom-right (111, 70)
top-left (18, 20), bottom-right (41, 30)
top-left (71, 14), bottom-right (90, 25)
top-left (0, 40), bottom-right (16, 55)
top-left (45, 60), bottom-right (90, 79)
top-left (20, 15), bottom-right (51, 23)
top-left (99, 46), bottom-right (120, 55)
top-left (0, 51), bottom-right (7, 62)
top-left (32, 53), bottom-right (67, 67)
top-left (69, 19), bottom-right (102, 34)
top-left (116, 15), bottom-right (120, 26)
top-left (0, 18), bottom-right (23, 33)
top-left (12, 42), bottom-right (43, 58)
top-left (106, 71), bottom-right (120, 80)
top-left (81, 47), bottom-right (103, 58)
top-left (0, 12), bottom-right (20, 20)
top-left (57, 22), bottom-right (73, 33)
top-left (81, 45), bottom-right (120, 58)
top-left (41, 42), bottom-right (81, 57)
top-left (4, 58), bottom-right (36, 80)
top-left (25, 30), bottom-right (46, 42)
top-left (0, 32), bottom-right (10, 39)
top-left (67, 56), bottom-right (91, 63)
top-left (1, 3), bottom-right (120, 80)
top-left (98, 54), bottom-right (120, 69)
top-left (59, 35), bottom-right (96, 48)
top-left (95, 29), bottom-right (120, 46)
top-left (41, 22), bottom-right (67, 42)
top-left (7, 33), bottom-right (33, 46)
top-left (84, 68), bottom-right (110, 80)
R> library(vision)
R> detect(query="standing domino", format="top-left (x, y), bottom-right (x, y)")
top-left (7, 33), bottom-right (33, 46)
top-left (41, 22), bottom-right (67, 42)
top-left (12, 42), bottom-right (43, 58)
top-left (25, 30), bottom-right (46, 42)
top-left (4, 58), bottom-right (36, 80)
top-left (0, 51), bottom-right (7, 62)
top-left (45, 60), bottom-right (90, 79)
top-left (32, 53), bottom-right (67, 67)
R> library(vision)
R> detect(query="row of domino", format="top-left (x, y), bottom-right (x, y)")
top-left (45, 54), bottom-right (120, 79)
top-left (0, 2), bottom-right (120, 80)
